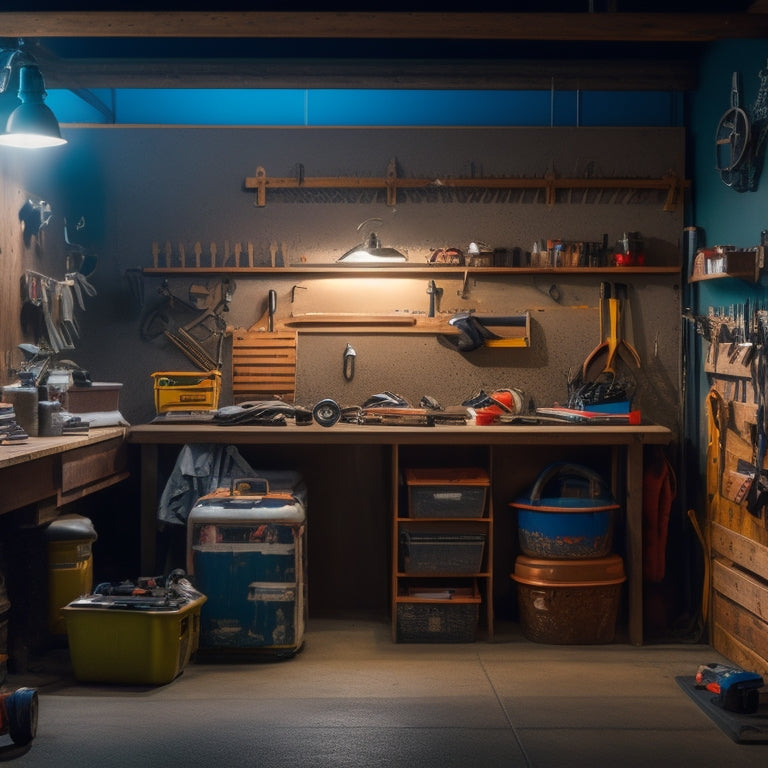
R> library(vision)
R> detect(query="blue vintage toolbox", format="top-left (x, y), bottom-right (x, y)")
top-left (186, 472), bottom-right (307, 658)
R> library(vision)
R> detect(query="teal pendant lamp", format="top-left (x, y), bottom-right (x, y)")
top-left (0, 49), bottom-right (66, 149)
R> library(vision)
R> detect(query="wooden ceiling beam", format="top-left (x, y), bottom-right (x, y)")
top-left (1, 11), bottom-right (767, 42)
top-left (39, 57), bottom-right (697, 92)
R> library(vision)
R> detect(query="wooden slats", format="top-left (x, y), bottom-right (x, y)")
top-left (709, 523), bottom-right (768, 676)
top-left (711, 522), bottom-right (768, 583)
top-left (232, 330), bottom-right (297, 404)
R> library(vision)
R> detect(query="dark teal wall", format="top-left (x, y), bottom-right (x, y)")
top-left (690, 40), bottom-right (768, 254)
top-left (686, 39), bottom-right (768, 505)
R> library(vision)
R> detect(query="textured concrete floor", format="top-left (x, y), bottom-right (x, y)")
top-left (3, 618), bottom-right (767, 768)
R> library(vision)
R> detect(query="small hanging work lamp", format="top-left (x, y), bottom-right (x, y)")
top-left (0, 49), bottom-right (66, 149)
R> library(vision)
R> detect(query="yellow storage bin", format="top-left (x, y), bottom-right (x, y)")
top-left (62, 594), bottom-right (206, 685)
top-left (152, 370), bottom-right (221, 413)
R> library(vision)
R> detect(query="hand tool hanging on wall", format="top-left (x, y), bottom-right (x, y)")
top-left (426, 280), bottom-right (440, 317)
top-left (580, 282), bottom-right (641, 379)
top-left (444, 312), bottom-right (529, 352)
top-left (715, 72), bottom-right (751, 189)
top-left (714, 66), bottom-right (768, 192)
top-left (745, 337), bottom-right (768, 517)
top-left (268, 289), bottom-right (277, 332)
top-left (343, 343), bottom-right (356, 381)
top-left (569, 282), bottom-right (640, 408)
top-left (19, 273), bottom-right (44, 343)
top-left (140, 279), bottom-right (233, 370)
top-left (18, 199), bottom-right (52, 247)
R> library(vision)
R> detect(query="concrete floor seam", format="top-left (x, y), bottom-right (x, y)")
top-left (478, 655), bottom-right (534, 768)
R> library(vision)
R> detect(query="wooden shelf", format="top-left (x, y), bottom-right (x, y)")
top-left (144, 265), bottom-right (682, 277)
top-left (395, 572), bottom-right (491, 578)
top-left (689, 246), bottom-right (764, 284)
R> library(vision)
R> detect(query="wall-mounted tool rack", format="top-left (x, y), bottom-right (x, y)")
top-left (243, 160), bottom-right (688, 211)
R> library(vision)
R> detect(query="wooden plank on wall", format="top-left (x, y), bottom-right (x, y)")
top-left (711, 591), bottom-right (768, 674)
top-left (712, 621), bottom-right (768, 679)
top-left (710, 492), bottom-right (768, 548)
top-left (712, 556), bottom-right (768, 623)
top-left (710, 522), bottom-right (768, 582)
top-left (0, 167), bottom-right (24, 387)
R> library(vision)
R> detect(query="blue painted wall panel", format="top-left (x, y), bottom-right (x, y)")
top-left (48, 88), bottom-right (682, 128)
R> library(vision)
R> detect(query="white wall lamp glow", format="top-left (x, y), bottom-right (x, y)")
top-left (0, 48), bottom-right (66, 148)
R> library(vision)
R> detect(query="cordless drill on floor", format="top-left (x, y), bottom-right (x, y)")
top-left (695, 663), bottom-right (764, 714)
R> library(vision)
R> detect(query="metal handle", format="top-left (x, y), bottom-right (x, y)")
top-left (528, 462), bottom-right (612, 504)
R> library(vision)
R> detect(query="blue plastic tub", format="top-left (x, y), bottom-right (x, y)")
top-left (510, 463), bottom-right (619, 559)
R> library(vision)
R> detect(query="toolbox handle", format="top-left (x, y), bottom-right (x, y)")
top-left (229, 477), bottom-right (270, 496)
top-left (528, 462), bottom-right (613, 504)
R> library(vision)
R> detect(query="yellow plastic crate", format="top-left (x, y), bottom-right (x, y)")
top-left (152, 370), bottom-right (221, 413)
top-left (62, 594), bottom-right (206, 685)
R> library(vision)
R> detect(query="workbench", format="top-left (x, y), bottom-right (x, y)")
top-left (0, 427), bottom-right (129, 522)
top-left (128, 422), bottom-right (673, 645)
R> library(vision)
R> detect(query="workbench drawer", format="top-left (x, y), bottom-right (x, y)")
top-left (59, 437), bottom-right (129, 504)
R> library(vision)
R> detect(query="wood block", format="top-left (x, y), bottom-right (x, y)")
top-left (232, 329), bottom-right (297, 403)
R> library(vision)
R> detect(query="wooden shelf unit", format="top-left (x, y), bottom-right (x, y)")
top-left (392, 450), bottom-right (494, 643)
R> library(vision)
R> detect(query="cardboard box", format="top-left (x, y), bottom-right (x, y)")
top-left (65, 383), bottom-right (122, 413)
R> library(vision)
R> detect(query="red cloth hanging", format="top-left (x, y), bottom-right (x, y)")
top-left (642, 446), bottom-right (677, 583)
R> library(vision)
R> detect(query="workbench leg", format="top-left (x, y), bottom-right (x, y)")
top-left (140, 444), bottom-right (158, 574)
top-left (625, 440), bottom-right (644, 645)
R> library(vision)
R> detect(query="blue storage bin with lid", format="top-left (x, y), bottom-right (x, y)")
top-left (509, 463), bottom-right (619, 559)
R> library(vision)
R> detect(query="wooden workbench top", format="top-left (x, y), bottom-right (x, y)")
top-left (0, 426), bottom-right (127, 470)
top-left (127, 421), bottom-right (673, 446)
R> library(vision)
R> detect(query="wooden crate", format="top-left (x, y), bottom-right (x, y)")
top-left (231, 329), bottom-right (297, 404)
top-left (709, 520), bottom-right (768, 678)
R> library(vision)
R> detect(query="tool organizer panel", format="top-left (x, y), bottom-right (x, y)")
top-left (702, 303), bottom-right (768, 677)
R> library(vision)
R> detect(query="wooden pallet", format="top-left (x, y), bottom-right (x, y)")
top-left (705, 387), bottom-right (768, 677)
top-left (231, 328), bottom-right (297, 404)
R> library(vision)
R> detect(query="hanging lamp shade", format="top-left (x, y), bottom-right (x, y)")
top-left (0, 65), bottom-right (66, 148)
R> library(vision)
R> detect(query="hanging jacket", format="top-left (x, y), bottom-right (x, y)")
top-left (157, 443), bottom-right (257, 526)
